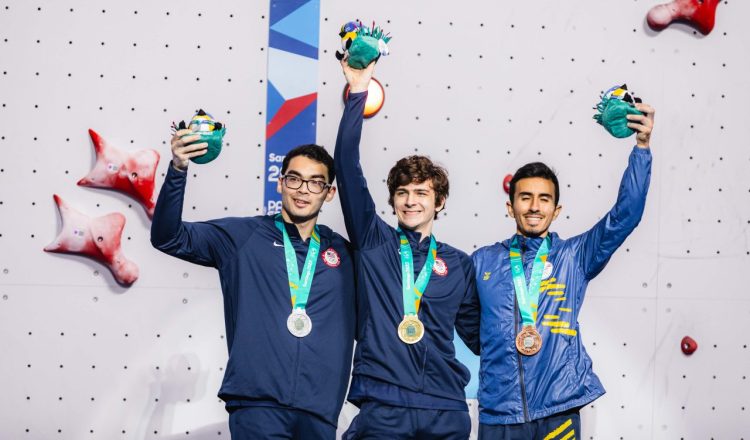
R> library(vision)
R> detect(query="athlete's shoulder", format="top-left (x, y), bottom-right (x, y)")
top-left (436, 241), bottom-right (471, 261)
top-left (435, 241), bottom-right (476, 276)
top-left (205, 215), bottom-right (264, 229)
top-left (471, 240), bottom-right (506, 260)
top-left (317, 224), bottom-right (354, 253)
top-left (548, 231), bottom-right (577, 250)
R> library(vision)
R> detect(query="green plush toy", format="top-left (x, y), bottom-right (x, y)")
top-left (335, 20), bottom-right (391, 69)
top-left (174, 109), bottom-right (226, 164)
top-left (593, 84), bottom-right (644, 138)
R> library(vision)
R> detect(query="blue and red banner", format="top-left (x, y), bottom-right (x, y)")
top-left (264, 0), bottom-right (320, 214)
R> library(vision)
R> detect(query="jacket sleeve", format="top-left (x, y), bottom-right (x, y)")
top-left (150, 164), bottom-right (241, 268)
top-left (334, 91), bottom-right (391, 249)
top-left (455, 254), bottom-right (481, 355)
top-left (577, 146), bottom-right (652, 280)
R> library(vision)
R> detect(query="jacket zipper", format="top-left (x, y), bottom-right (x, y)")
top-left (515, 294), bottom-right (530, 422)
top-left (291, 237), bottom-right (303, 405)
top-left (292, 338), bottom-right (300, 404)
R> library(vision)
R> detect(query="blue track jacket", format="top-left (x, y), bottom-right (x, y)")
top-left (472, 146), bottom-right (651, 424)
top-left (335, 91), bottom-right (480, 410)
top-left (150, 165), bottom-right (356, 426)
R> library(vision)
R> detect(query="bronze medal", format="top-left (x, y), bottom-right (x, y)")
top-left (398, 315), bottom-right (424, 344)
top-left (516, 325), bottom-right (542, 356)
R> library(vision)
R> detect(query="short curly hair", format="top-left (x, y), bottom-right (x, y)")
top-left (386, 155), bottom-right (449, 219)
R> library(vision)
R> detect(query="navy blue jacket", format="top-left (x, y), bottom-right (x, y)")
top-left (335, 91), bottom-right (480, 410)
top-left (472, 146), bottom-right (651, 424)
top-left (150, 165), bottom-right (356, 426)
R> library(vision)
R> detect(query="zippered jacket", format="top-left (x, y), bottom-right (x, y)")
top-left (472, 146), bottom-right (651, 424)
top-left (335, 91), bottom-right (481, 409)
top-left (150, 165), bottom-right (356, 426)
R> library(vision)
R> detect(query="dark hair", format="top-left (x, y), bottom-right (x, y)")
top-left (281, 144), bottom-right (335, 183)
top-left (509, 162), bottom-right (560, 205)
top-left (387, 155), bottom-right (449, 219)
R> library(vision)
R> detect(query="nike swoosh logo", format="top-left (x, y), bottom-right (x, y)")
top-left (273, 241), bottom-right (284, 247)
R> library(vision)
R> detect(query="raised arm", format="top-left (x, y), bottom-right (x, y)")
top-left (578, 103), bottom-right (655, 279)
top-left (334, 60), bottom-right (388, 249)
top-left (150, 131), bottom-right (240, 267)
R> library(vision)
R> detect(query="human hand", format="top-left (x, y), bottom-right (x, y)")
top-left (170, 129), bottom-right (207, 170)
top-left (628, 103), bottom-right (655, 148)
top-left (341, 57), bottom-right (376, 93)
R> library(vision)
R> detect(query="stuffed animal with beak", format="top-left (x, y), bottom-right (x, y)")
top-left (173, 109), bottom-right (226, 164)
top-left (593, 84), bottom-right (644, 139)
top-left (335, 20), bottom-right (391, 69)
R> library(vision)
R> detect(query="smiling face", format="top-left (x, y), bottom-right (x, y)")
top-left (277, 155), bottom-right (336, 224)
top-left (392, 179), bottom-right (444, 237)
top-left (506, 177), bottom-right (561, 238)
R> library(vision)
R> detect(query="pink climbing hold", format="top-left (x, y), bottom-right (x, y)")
top-left (78, 129), bottom-right (160, 218)
top-left (44, 194), bottom-right (139, 286)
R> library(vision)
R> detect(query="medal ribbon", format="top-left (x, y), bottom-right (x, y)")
top-left (509, 235), bottom-right (550, 327)
top-left (398, 230), bottom-right (437, 316)
top-left (275, 215), bottom-right (321, 310)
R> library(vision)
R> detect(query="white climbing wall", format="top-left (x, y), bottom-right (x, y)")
top-left (1, 1), bottom-right (748, 439)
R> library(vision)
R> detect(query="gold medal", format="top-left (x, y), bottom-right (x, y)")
top-left (516, 325), bottom-right (542, 356)
top-left (398, 315), bottom-right (424, 344)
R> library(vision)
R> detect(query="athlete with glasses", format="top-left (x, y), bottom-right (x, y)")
top-left (280, 174), bottom-right (332, 194)
top-left (151, 136), bottom-right (356, 439)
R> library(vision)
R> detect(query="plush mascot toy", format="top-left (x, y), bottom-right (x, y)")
top-left (173, 109), bottom-right (226, 164)
top-left (593, 84), bottom-right (644, 139)
top-left (335, 20), bottom-right (391, 69)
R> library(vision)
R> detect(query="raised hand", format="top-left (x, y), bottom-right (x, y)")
top-left (341, 57), bottom-right (376, 94)
top-left (170, 129), bottom-right (206, 170)
top-left (628, 104), bottom-right (656, 149)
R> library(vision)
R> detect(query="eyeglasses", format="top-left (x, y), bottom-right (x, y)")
top-left (281, 175), bottom-right (331, 194)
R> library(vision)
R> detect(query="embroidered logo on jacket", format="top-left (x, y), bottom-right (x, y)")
top-left (542, 261), bottom-right (554, 280)
top-left (482, 272), bottom-right (491, 281)
top-left (322, 248), bottom-right (341, 267)
top-left (432, 257), bottom-right (448, 276)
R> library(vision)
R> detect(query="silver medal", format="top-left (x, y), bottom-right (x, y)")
top-left (287, 309), bottom-right (312, 337)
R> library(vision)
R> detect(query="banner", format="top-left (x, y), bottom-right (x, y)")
top-left (264, 0), bottom-right (320, 214)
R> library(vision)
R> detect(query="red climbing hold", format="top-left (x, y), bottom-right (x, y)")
top-left (647, 0), bottom-right (721, 35)
top-left (681, 336), bottom-right (698, 355)
top-left (503, 174), bottom-right (513, 195)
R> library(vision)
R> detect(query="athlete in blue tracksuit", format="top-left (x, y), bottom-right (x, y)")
top-left (151, 137), bottom-right (355, 439)
top-left (336, 60), bottom-right (480, 439)
top-left (473, 104), bottom-right (655, 439)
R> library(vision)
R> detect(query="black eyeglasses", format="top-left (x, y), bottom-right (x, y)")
top-left (281, 175), bottom-right (331, 194)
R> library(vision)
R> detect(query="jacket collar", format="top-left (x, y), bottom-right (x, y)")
top-left (501, 232), bottom-right (558, 255)
top-left (274, 216), bottom-right (330, 246)
top-left (399, 227), bottom-right (433, 251)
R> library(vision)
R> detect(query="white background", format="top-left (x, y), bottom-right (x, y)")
top-left (1, 1), bottom-right (749, 438)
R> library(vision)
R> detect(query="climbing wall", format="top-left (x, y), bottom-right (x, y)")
top-left (1, 0), bottom-right (748, 439)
